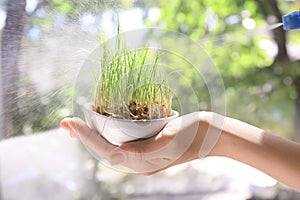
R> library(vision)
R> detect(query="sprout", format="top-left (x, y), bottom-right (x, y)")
top-left (92, 24), bottom-right (172, 120)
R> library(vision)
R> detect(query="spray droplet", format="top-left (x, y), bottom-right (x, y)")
top-left (267, 23), bottom-right (283, 31)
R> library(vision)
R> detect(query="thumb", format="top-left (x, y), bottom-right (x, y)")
top-left (107, 138), bottom-right (156, 166)
top-left (109, 148), bottom-right (127, 165)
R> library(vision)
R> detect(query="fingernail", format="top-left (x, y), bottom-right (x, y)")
top-left (110, 152), bottom-right (125, 165)
top-left (67, 119), bottom-right (78, 134)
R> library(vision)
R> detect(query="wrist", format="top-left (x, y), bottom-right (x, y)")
top-left (197, 112), bottom-right (247, 158)
top-left (205, 115), bottom-right (265, 159)
top-left (206, 127), bottom-right (231, 157)
top-left (194, 111), bottom-right (230, 158)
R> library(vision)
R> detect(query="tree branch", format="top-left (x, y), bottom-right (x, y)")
top-left (1, 0), bottom-right (27, 138)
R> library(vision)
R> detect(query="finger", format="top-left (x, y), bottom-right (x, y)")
top-left (60, 118), bottom-right (80, 139)
top-left (60, 117), bottom-right (72, 132)
top-left (70, 131), bottom-right (79, 139)
top-left (107, 134), bottom-right (168, 166)
top-left (68, 117), bottom-right (117, 159)
top-left (119, 135), bottom-right (165, 153)
top-left (109, 133), bottom-right (175, 172)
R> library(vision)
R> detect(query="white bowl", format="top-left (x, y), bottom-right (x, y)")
top-left (82, 104), bottom-right (179, 146)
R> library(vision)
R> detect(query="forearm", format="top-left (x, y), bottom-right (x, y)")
top-left (207, 115), bottom-right (300, 191)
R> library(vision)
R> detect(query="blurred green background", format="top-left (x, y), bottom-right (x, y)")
top-left (2, 0), bottom-right (299, 140)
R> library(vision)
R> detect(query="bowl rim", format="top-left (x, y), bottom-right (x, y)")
top-left (82, 103), bottom-right (179, 122)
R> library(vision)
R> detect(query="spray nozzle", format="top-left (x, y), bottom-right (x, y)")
top-left (282, 10), bottom-right (300, 30)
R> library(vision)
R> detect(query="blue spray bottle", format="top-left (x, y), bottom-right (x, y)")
top-left (282, 10), bottom-right (300, 30)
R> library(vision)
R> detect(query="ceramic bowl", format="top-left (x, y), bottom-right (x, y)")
top-left (82, 104), bottom-right (179, 146)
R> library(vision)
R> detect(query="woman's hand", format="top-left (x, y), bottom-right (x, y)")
top-left (60, 112), bottom-right (300, 191)
top-left (60, 112), bottom-right (223, 175)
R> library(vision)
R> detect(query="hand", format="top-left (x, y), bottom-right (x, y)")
top-left (60, 112), bottom-right (223, 175)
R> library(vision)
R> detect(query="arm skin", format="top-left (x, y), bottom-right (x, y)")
top-left (60, 112), bottom-right (300, 191)
top-left (207, 114), bottom-right (300, 191)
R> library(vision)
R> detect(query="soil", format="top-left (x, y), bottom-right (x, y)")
top-left (92, 100), bottom-right (172, 120)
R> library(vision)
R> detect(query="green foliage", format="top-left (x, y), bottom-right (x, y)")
top-left (51, 0), bottom-right (72, 13)
top-left (22, 0), bottom-right (300, 138)
top-left (155, 0), bottom-right (300, 137)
